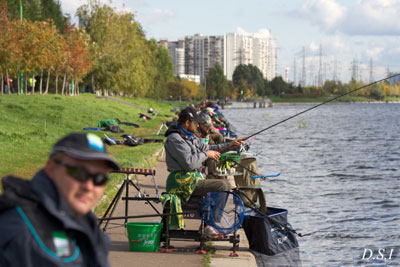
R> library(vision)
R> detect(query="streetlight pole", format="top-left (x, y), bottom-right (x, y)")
top-left (19, 0), bottom-right (23, 94)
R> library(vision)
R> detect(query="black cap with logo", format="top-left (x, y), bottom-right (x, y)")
top-left (178, 107), bottom-right (199, 122)
top-left (50, 133), bottom-right (120, 170)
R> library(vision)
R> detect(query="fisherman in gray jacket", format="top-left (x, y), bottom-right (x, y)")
top-left (0, 133), bottom-right (119, 266)
top-left (164, 107), bottom-right (244, 197)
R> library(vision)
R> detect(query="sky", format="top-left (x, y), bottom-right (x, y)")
top-left (61, 0), bottom-right (400, 84)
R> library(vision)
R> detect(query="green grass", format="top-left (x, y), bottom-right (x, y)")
top-left (0, 94), bottom-right (183, 214)
top-left (202, 242), bottom-right (216, 267)
top-left (384, 96), bottom-right (400, 101)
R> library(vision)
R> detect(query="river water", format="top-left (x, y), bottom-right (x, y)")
top-left (222, 103), bottom-right (400, 266)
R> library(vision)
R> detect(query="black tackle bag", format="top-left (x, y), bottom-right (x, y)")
top-left (121, 135), bottom-right (144, 146)
top-left (242, 207), bottom-right (299, 256)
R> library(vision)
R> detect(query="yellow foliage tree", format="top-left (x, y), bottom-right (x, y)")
top-left (231, 87), bottom-right (239, 99)
top-left (383, 84), bottom-right (391, 96)
top-left (244, 88), bottom-right (254, 99)
top-left (181, 79), bottom-right (199, 100)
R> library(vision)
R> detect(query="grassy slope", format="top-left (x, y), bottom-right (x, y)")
top-left (0, 94), bottom-right (182, 214)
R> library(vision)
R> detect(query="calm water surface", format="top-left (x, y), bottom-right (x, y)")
top-left (223, 103), bottom-right (400, 266)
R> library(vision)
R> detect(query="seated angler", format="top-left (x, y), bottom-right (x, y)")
top-left (162, 107), bottom-right (244, 229)
top-left (197, 113), bottom-right (223, 179)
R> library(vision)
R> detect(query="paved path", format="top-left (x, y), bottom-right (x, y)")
top-left (104, 152), bottom-right (257, 267)
top-left (96, 96), bottom-right (147, 110)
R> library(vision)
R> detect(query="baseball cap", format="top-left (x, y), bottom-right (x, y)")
top-left (50, 133), bottom-right (120, 170)
top-left (198, 113), bottom-right (212, 127)
top-left (178, 107), bottom-right (199, 122)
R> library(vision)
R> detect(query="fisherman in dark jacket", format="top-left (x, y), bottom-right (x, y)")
top-left (0, 133), bottom-right (119, 267)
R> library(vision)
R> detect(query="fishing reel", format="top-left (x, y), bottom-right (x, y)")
top-left (239, 141), bottom-right (250, 153)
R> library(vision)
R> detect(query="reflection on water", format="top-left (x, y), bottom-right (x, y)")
top-left (223, 103), bottom-right (400, 266)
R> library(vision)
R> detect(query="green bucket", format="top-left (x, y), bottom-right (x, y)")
top-left (126, 222), bottom-right (163, 252)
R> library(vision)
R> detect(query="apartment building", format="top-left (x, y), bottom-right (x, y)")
top-left (163, 30), bottom-right (277, 82)
top-left (226, 31), bottom-right (277, 81)
top-left (184, 34), bottom-right (225, 81)
top-left (160, 39), bottom-right (185, 75)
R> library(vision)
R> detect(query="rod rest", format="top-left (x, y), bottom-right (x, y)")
top-left (112, 168), bottom-right (156, 176)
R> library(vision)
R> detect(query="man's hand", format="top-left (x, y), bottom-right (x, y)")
top-left (217, 137), bottom-right (247, 154)
top-left (229, 137), bottom-right (247, 149)
top-left (206, 150), bottom-right (221, 160)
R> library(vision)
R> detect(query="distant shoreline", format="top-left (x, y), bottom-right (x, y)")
top-left (222, 99), bottom-right (400, 109)
top-left (272, 100), bottom-right (400, 106)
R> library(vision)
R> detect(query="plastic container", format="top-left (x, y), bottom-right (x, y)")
top-left (126, 222), bottom-right (163, 252)
top-left (221, 152), bottom-right (241, 162)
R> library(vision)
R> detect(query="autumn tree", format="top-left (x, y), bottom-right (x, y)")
top-left (77, 1), bottom-right (156, 96)
top-left (5, 0), bottom-right (67, 32)
top-left (7, 19), bottom-right (27, 94)
top-left (0, 1), bottom-right (10, 94)
top-left (148, 39), bottom-right (174, 99)
top-left (181, 79), bottom-right (200, 100)
top-left (62, 24), bottom-right (93, 95)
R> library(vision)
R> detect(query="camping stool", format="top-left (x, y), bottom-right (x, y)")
top-left (160, 195), bottom-right (206, 253)
top-left (160, 194), bottom-right (241, 256)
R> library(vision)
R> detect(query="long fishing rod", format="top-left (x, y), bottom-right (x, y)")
top-left (246, 73), bottom-right (400, 139)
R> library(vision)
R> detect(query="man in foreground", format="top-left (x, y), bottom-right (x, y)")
top-left (0, 133), bottom-right (119, 266)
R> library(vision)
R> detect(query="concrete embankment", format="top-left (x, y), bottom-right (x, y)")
top-left (105, 151), bottom-right (257, 267)
top-left (223, 99), bottom-right (272, 109)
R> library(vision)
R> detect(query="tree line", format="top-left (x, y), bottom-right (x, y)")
top-left (1, 0), bottom-right (398, 100)
top-left (1, 1), bottom-right (94, 95)
top-left (0, 0), bottom-right (178, 97)
top-left (205, 63), bottom-right (400, 101)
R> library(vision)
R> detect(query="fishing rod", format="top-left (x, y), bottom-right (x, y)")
top-left (246, 73), bottom-right (400, 139)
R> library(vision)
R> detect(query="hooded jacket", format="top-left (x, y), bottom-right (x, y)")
top-left (0, 170), bottom-right (110, 267)
top-left (164, 122), bottom-right (228, 172)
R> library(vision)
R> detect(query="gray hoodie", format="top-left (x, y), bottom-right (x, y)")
top-left (164, 122), bottom-right (228, 172)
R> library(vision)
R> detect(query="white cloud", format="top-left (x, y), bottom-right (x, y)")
top-left (254, 29), bottom-right (272, 39)
top-left (61, 0), bottom-right (86, 16)
top-left (318, 34), bottom-right (350, 55)
top-left (309, 42), bottom-right (319, 53)
top-left (235, 27), bottom-right (249, 35)
top-left (297, 0), bottom-right (346, 32)
top-left (61, 0), bottom-right (139, 20)
top-left (141, 9), bottom-right (175, 24)
top-left (365, 46), bottom-right (384, 59)
top-left (235, 28), bottom-right (272, 39)
top-left (296, 0), bottom-right (400, 36)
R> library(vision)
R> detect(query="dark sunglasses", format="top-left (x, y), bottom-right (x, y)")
top-left (53, 159), bottom-right (109, 186)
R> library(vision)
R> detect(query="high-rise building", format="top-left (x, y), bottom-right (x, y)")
top-left (184, 34), bottom-right (224, 81)
top-left (160, 39), bottom-right (185, 75)
top-left (225, 31), bottom-right (277, 81)
top-left (225, 34), bottom-right (253, 80)
top-left (164, 30), bottom-right (277, 82)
